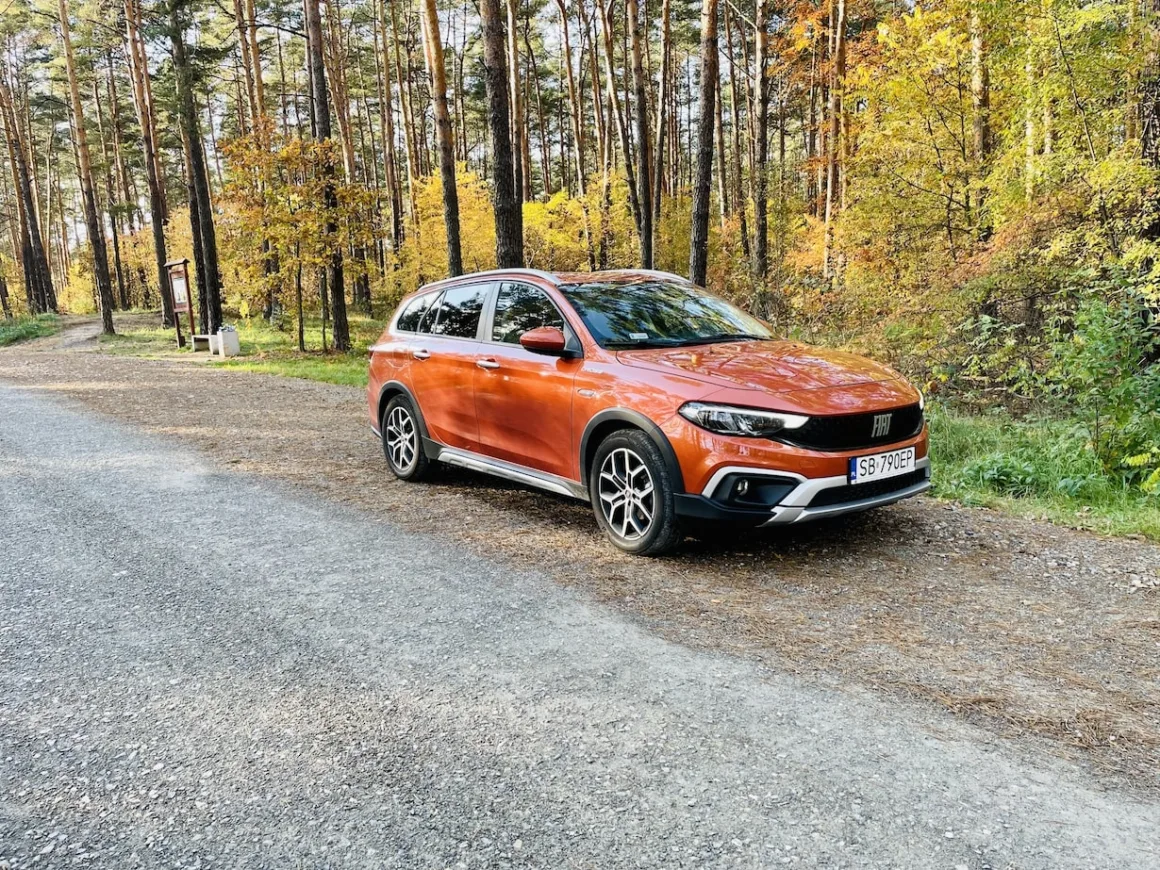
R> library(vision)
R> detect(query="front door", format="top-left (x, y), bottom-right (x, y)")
top-left (406, 283), bottom-right (492, 452)
top-left (473, 282), bottom-right (580, 479)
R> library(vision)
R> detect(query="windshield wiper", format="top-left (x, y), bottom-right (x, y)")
top-left (675, 332), bottom-right (769, 346)
top-left (604, 337), bottom-right (685, 349)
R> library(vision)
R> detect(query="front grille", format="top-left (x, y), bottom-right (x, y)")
top-left (807, 468), bottom-right (929, 509)
top-left (781, 404), bottom-right (924, 451)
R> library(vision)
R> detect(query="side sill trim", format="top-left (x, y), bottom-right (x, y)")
top-left (433, 446), bottom-right (589, 502)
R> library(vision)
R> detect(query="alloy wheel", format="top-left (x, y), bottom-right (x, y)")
top-left (597, 447), bottom-right (656, 541)
top-left (385, 405), bottom-right (418, 473)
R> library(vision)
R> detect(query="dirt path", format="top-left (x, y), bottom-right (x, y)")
top-left (3, 315), bottom-right (1158, 790)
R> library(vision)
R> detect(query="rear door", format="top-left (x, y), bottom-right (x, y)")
top-left (407, 283), bottom-right (492, 451)
top-left (473, 281), bottom-right (581, 478)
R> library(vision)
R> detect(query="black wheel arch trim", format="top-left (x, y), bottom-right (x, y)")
top-left (377, 381), bottom-right (434, 450)
top-left (580, 409), bottom-right (686, 494)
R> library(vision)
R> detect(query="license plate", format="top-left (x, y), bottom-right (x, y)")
top-left (849, 446), bottom-right (915, 484)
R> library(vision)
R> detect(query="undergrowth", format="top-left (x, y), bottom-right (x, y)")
top-left (929, 405), bottom-right (1160, 539)
top-left (0, 313), bottom-right (59, 347)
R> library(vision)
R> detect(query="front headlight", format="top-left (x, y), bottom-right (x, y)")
top-left (917, 389), bottom-right (925, 412)
top-left (678, 402), bottom-right (809, 437)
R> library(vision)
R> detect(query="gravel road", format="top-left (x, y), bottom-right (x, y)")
top-left (2, 384), bottom-right (1159, 868)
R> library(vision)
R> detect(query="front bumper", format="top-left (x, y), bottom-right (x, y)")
top-left (673, 458), bottom-right (931, 526)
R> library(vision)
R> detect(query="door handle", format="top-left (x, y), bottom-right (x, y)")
top-left (476, 358), bottom-right (500, 370)
top-left (412, 348), bottom-right (431, 360)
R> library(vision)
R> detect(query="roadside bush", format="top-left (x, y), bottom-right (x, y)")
top-left (1043, 274), bottom-right (1160, 489)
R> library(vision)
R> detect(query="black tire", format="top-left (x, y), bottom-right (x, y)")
top-left (588, 429), bottom-right (682, 556)
top-left (381, 394), bottom-right (432, 481)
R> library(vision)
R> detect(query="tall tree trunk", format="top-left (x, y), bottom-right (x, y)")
top-left (106, 54), bottom-right (137, 233)
top-left (92, 77), bottom-right (129, 311)
top-left (579, 2), bottom-right (605, 180)
top-left (1024, 19), bottom-right (1036, 200)
top-left (323, 0), bottom-right (371, 316)
top-left (653, 0), bottom-right (671, 227)
top-left (598, 0), bottom-right (642, 247)
top-left (526, 33), bottom-right (553, 197)
top-left (59, 0), bottom-right (115, 333)
top-left (181, 133), bottom-right (210, 335)
top-left (374, 0), bottom-right (403, 251)
top-left (245, 0), bottom-right (265, 117)
top-left (305, 0), bottom-right (351, 348)
top-left (598, 93), bottom-right (614, 268)
top-left (171, 0), bottom-right (224, 335)
top-left (970, 3), bottom-right (991, 238)
top-left (689, 0), bottom-right (718, 287)
top-left (714, 70), bottom-right (728, 227)
top-left (389, 0), bottom-right (420, 226)
top-left (505, 0), bottom-right (527, 202)
top-left (724, 5), bottom-right (749, 259)
top-left (0, 71), bottom-right (55, 313)
top-left (233, 0), bottom-right (260, 126)
top-left (556, 0), bottom-right (596, 270)
top-left (125, 0), bottom-right (171, 325)
top-left (626, 0), bottom-right (652, 267)
top-left (822, 0), bottom-right (845, 282)
top-left (753, 0), bottom-right (769, 282)
top-left (481, 0), bottom-right (524, 268)
top-left (419, 0), bottom-right (464, 276)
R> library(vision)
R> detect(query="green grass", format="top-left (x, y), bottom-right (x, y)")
top-left (215, 354), bottom-right (368, 387)
top-left (0, 313), bottom-right (60, 347)
top-left (100, 311), bottom-right (377, 388)
top-left (99, 321), bottom-right (178, 354)
top-left (928, 404), bottom-right (1160, 539)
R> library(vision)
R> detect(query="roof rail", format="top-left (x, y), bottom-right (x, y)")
top-left (418, 267), bottom-right (560, 292)
top-left (632, 269), bottom-right (692, 284)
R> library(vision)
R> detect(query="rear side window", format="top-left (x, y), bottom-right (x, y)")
top-left (395, 292), bottom-right (436, 333)
top-left (430, 285), bottom-right (487, 338)
top-left (491, 283), bottom-right (565, 344)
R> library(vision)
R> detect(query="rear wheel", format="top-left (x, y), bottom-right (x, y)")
top-left (589, 430), bottom-right (681, 556)
top-left (382, 394), bottom-right (432, 481)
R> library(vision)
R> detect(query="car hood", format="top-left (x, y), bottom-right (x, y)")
top-left (616, 340), bottom-right (902, 394)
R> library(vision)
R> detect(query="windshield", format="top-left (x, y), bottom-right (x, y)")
top-left (558, 280), bottom-right (773, 348)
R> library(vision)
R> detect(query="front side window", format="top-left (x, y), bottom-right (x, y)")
top-left (558, 280), bottom-right (772, 349)
top-left (395, 291), bottom-right (436, 333)
top-left (491, 283), bottom-right (565, 344)
top-left (430, 285), bottom-right (488, 338)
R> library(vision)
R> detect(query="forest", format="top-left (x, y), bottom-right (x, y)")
top-left (1, 0), bottom-right (1158, 527)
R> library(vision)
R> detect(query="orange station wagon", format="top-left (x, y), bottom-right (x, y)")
top-left (368, 269), bottom-right (930, 555)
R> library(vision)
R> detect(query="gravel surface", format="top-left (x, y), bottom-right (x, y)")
top-left (2, 383), bottom-right (1160, 869)
top-left (1, 316), bottom-right (1158, 788)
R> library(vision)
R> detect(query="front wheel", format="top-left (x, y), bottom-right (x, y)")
top-left (381, 394), bottom-right (432, 481)
top-left (589, 430), bottom-right (682, 556)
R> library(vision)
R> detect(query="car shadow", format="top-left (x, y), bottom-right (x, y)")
top-left (423, 463), bottom-right (929, 563)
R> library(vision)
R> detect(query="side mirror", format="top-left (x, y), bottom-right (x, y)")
top-left (519, 326), bottom-right (570, 356)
